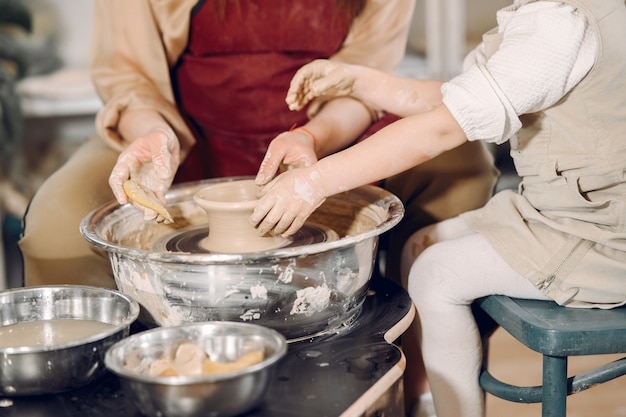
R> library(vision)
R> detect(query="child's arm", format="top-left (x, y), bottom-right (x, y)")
top-left (254, 60), bottom-right (447, 188)
top-left (286, 59), bottom-right (445, 118)
top-left (250, 103), bottom-right (467, 237)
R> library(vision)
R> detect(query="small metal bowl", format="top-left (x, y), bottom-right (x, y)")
top-left (0, 285), bottom-right (139, 396)
top-left (105, 322), bottom-right (287, 417)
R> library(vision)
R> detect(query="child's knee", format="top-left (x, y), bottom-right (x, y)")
top-left (406, 244), bottom-right (449, 304)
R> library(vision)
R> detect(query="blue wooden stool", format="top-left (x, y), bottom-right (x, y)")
top-left (474, 295), bottom-right (626, 417)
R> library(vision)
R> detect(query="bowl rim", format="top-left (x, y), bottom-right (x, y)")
top-left (80, 177), bottom-right (405, 264)
top-left (0, 285), bottom-right (140, 354)
top-left (104, 321), bottom-right (288, 385)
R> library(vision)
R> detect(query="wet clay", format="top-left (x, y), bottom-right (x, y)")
top-left (0, 319), bottom-right (115, 348)
top-left (192, 179), bottom-right (289, 253)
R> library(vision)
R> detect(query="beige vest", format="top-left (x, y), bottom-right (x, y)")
top-left (462, 0), bottom-right (626, 308)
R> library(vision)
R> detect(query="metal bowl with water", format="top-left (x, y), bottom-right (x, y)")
top-left (0, 285), bottom-right (139, 395)
top-left (81, 178), bottom-right (403, 340)
top-left (105, 321), bottom-right (287, 417)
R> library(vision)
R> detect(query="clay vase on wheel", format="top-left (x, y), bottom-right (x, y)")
top-left (192, 179), bottom-right (288, 253)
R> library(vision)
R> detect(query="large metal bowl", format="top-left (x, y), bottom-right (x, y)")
top-left (105, 321), bottom-right (287, 417)
top-left (81, 178), bottom-right (404, 340)
top-left (0, 285), bottom-right (139, 395)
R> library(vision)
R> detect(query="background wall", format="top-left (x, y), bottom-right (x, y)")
top-left (408, 0), bottom-right (511, 54)
top-left (24, 0), bottom-right (95, 69)
top-left (1, 0), bottom-right (98, 289)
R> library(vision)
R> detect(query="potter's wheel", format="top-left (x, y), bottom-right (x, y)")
top-left (81, 177), bottom-right (404, 340)
top-left (152, 223), bottom-right (339, 253)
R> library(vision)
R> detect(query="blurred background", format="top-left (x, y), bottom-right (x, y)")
top-left (0, 0), bottom-right (509, 289)
top-left (1, 0), bottom-right (98, 289)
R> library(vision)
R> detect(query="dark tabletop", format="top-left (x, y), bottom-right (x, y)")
top-left (0, 277), bottom-right (413, 417)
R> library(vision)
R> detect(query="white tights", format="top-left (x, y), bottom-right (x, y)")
top-left (405, 216), bottom-right (550, 417)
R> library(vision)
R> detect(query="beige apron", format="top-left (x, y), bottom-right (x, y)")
top-left (461, 0), bottom-right (626, 308)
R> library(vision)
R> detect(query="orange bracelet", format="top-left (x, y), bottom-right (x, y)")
top-left (289, 123), bottom-right (317, 148)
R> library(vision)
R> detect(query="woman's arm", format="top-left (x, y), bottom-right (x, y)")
top-left (90, 0), bottom-right (196, 154)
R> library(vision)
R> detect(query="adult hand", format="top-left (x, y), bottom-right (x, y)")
top-left (250, 167), bottom-right (328, 237)
top-left (285, 59), bottom-right (356, 111)
top-left (255, 129), bottom-right (318, 186)
top-left (109, 127), bottom-right (180, 222)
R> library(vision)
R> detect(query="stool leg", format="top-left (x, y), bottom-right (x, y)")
top-left (542, 355), bottom-right (568, 417)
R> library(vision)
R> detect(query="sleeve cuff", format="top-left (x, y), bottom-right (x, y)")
top-left (442, 65), bottom-right (521, 145)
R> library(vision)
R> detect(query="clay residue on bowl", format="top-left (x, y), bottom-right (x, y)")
top-left (81, 179), bottom-right (404, 340)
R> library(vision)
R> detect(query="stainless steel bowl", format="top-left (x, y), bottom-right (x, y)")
top-left (0, 285), bottom-right (139, 396)
top-left (105, 321), bottom-right (287, 417)
top-left (81, 178), bottom-right (404, 341)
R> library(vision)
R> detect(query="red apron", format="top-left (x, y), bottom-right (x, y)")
top-left (173, 0), bottom-right (352, 182)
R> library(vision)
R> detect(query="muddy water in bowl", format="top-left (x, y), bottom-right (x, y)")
top-left (0, 285), bottom-right (139, 396)
top-left (81, 178), bottom-right (404, 341)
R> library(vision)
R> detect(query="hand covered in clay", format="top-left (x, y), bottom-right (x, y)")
top-left (250, 167), bottom-right (329, 237)
top-left (109, 127), bottom-right (180, 222)
top-left (255, 129), bottom-right (318, 186)
top-left (285, 59), bottom-right (357, 111)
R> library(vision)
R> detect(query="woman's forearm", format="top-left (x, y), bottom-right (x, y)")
top-left (300, 96), bottom-right (372, 158)
top-left (118, 109), bottom-right (174, 144)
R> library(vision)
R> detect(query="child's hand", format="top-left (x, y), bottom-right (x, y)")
top-left (255, 129), bottom-right (318, 186)
top-left (285, 59), bottom-right (357, 111)
top-left (250, 167), bottom-right (328, 237)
